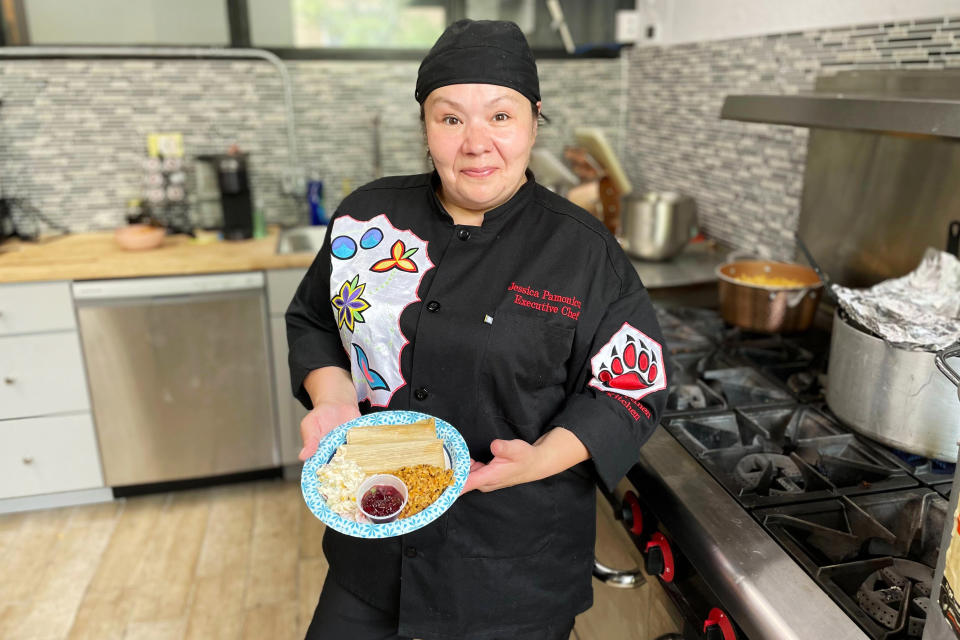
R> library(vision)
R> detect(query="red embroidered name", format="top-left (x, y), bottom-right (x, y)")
top-left (508, 282), bottom-right (582, 320)
top-left (604, 391), bottom-right (653, 421)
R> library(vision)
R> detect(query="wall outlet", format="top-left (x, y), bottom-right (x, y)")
top-left (616, 10), bottom-right (641, 43)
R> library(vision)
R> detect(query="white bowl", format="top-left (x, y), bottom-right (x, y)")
top-left (356, 474), bottom-right (408, 524)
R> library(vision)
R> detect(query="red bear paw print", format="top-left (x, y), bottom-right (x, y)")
top-left (597, 336), bottom-right (659, 391)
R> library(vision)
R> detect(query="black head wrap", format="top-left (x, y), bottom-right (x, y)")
top-left (415, 19), bottom-right (540, 105)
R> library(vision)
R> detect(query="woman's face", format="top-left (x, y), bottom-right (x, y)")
top-left (424, 84), bottom-right (538, 217)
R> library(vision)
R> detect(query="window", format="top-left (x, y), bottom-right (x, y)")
top-left (15, 0), bottom-right (230, 46)
top-left (249, 0), bottom-right (447, 49)
top-left (0, 0), bottom-right (627, 58)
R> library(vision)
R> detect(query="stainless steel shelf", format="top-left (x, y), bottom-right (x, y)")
top-left (720, 93), bottom-right (960, 138)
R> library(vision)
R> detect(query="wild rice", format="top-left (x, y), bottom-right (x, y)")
top-left (389, 464), bottom-right (454, 518)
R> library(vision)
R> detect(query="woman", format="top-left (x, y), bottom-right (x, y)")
top-left (287, 19), bottom-right (667, 640)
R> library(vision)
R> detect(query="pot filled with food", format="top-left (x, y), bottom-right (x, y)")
top-left (715, 258), bottom-right (824, 333)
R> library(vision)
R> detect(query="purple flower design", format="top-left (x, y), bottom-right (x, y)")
top-left (331, 274), bottom-right (370, 332)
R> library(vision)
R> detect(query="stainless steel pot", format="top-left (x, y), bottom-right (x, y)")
top-left (716, 259), bottom-right (823, 333)
top-left (621, 192), bottom-right (697, 261)
top-left (826, 311), bottom-right (960, 462)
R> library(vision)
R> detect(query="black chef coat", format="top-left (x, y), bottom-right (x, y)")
top-left (286, 170), bottom-right (667, 640)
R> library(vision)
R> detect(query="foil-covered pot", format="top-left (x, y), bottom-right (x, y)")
top-left (826, 311), bottom-right (960, 462)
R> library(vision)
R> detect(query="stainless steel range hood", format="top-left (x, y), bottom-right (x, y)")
top-left (720, 70), bottom-right (960, 139)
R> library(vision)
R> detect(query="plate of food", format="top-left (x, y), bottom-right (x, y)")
top-left (301, 410), bottom-right (470, 538)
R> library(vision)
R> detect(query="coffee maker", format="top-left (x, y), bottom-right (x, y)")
top-left (195, 152), bottom-right (254, 240)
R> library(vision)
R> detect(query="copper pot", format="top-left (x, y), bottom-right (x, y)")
top-left (716, 260), bottom-right (823, 333)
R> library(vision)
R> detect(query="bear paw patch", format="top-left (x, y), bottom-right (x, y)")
top-left (589, 323), bottom-right (667, 401)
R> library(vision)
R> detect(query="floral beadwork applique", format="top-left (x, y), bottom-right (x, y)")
top-left (331, 274), bottom-right (370, 332)
top-left (328, 214), bottom-right (434, 407)
top-left (371, 240), bottom-right (419, 273)
top-left (352, 344), bottom-right (390, 391)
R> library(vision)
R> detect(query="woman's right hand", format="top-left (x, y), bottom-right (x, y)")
top-left (299, 401), bottom-right (361, 461)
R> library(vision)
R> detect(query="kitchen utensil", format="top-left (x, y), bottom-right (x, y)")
top-left (826, 311), bottom-right (960, 462)
top-left (301, 410), bottom-right (469, 539)
top-left (574, 127), bottom-right (632, 235)
top-left (621, 192), bottom-right (698, 261)
top-left (794, 232), bottom-right (838, 304)
top-left (715, 258), bottom-right (823, 333)
top-left (113, 224), bottom-right (166, 251)
top-left (925, 343), bottom-right (960, 640)
top-left (935, 341), bottom-right (960, 403)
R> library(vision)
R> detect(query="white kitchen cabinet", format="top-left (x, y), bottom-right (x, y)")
top-left (0, 331), bottom-right (90, 420)
top-left (0, 280), bottom-right (104, 504)
top-left (0, 281), bottom-right (76, 336)
top-left (266, 268), bottom-right (310, 465)
top-left (0, 411), bottom-right (104, 499)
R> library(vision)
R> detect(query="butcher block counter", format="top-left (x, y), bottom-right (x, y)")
top-left (0, 228), bottom-right (316, 283)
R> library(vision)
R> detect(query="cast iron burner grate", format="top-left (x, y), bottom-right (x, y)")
top-left (733, 453), bottom-right (805, 495)
top-left (702, 367), bottom-right (793, 408)
top-left (664, 408), bottom-right (918, 508)
top-left (757, 489), bottom-right (947, 639)
top-left (856, 560), bottom-right (931, 637)
top-left (656, 308), bottom-right (719, 354)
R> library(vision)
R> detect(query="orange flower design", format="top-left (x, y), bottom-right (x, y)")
top-left (370, 240), bottom-right (419, 273)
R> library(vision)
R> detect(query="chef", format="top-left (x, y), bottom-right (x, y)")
top-left (287, 19), bottom-right (667, 640)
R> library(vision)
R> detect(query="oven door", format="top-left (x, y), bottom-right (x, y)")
top-left (574, 483), bottom-right (685, 640)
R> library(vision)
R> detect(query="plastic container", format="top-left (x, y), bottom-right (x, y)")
top-left (307, 180), bottom-right (327, 225)
top-left (356, 474), bottom-right (408, 524)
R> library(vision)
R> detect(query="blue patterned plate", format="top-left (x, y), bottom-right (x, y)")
top-left (301, 410), bottom-right (469, 538)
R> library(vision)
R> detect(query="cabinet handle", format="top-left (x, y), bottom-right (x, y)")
top-left (3, 376), bottom-right (14, 385)
top-left (22, 456), bottom-right (34, 465)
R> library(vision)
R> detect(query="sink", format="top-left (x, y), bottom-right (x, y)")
top-left (276, 225), bottom-right (327, 255)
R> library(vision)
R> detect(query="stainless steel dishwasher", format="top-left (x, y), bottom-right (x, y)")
top-left (73, 272), bottom-right (278, 487)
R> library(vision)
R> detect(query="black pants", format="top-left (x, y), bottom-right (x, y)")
top-left (305, 575), bottom-right (575, 640)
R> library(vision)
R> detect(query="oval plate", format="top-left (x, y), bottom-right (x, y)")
top-left (301, 410), bottom-right (469, 538)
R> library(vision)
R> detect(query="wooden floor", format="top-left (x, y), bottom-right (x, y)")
top-left (0, 478), bottom-right (328, 640)
top-left (0, 477), bottom-right (677, 640)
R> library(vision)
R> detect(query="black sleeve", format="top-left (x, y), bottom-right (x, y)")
top-left (285, 218), bottom-right (351, 410)
top-left (549, 253), bottom-right (668, 492)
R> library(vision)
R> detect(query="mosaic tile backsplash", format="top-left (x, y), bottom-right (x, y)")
top-left (625, 14), bottom-right (960, 260)
top-left (0, 57), bottom-right (624, 233)
top-left (2, 13), bottom-right (959, 252)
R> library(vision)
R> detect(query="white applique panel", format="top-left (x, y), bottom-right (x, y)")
top-left (587, 322), bottom-right (667, 401)
top-left (328, 214), bottom-right (434, 406)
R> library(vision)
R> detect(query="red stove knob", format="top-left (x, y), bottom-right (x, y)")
top-left (621, 491), bottom-right (644, 536)
top-left (643, 532), bottom-right (675, 583)
top-left (703, 607), bottom-right (736, 640)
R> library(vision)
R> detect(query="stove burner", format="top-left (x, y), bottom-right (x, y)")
top-left (672, 384), bottom-right (708, 410)
top-left (856, 560), bottom-right (932, 636)
top-left (734, 453), bottom-right (805, 495)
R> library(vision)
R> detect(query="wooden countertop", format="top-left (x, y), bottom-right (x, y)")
top-left (0, 228), bottom-right (316, 283)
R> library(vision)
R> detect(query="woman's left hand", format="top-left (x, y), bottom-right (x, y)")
top-left (461, 439), bottom-right (542, 494)
top-left (461, 427), bottom-right (590, 494)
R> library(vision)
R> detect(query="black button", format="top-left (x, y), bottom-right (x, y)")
top-left (405, 546), bottom-right (417, 558)
top-left (426, 301), bottom-right (441, 313)
top-left (457, 228), bottom-right (471, 241)
top-left (414, 387), bottom-right (428, 401)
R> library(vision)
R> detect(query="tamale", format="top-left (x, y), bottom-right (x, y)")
top-left (346, 418), bottom-right (436, 444)
top-left (339, 440), bottom-right (445, 475)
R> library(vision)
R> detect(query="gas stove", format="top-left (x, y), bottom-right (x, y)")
top-left (619, 307), bottom-right (956, 640)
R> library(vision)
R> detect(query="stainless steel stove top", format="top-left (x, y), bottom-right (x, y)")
top-left (632, 307), bottom-right (956, 639)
